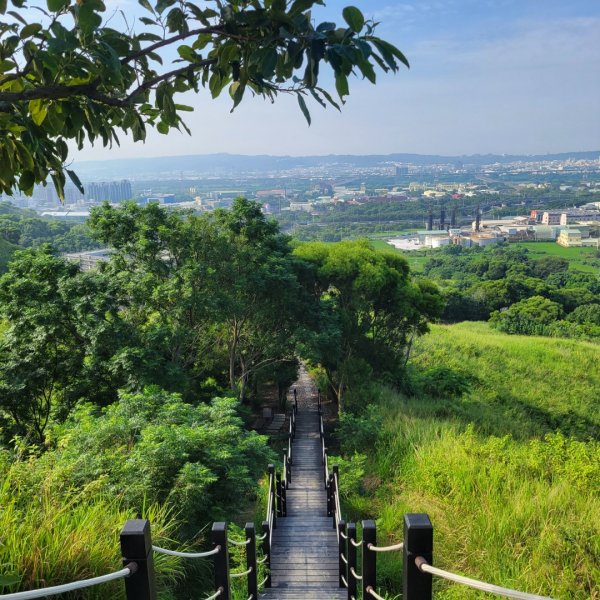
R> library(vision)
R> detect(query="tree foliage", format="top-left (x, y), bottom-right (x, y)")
top-left (0, 0), bottom-right (408, 199)
top-left (294, 240), bottom-right (444, 405)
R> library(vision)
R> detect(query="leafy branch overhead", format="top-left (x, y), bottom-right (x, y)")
top-left (0, 0), bottom-right (408, 199)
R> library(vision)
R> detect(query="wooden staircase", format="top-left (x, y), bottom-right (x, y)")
top-left (261, 369), bottom-right (345, 599)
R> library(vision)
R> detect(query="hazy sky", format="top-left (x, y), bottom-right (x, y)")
top-left (76, 0), bottom-right (600, 160)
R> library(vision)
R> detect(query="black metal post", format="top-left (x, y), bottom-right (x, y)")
top-left (318, 390), bottom-right (321, 414)
top-left (338, 519), bottom-right (346, 588)
top-left (327, 473), bottom-right (333, 517)
top-left (285, 453), bottom-right (291, 486)
top-left (245, 522), bottom-right (258, 600)
top-left (212, 522), bottom-right (230, 600)
top-left (276, 472), bottom-right (283, 517)
top-left (281, 471), bottom-right (287, 516)
top-left (120, 519), bottom-right (157, 600)
top-left (403, 514), bottom-right (433, 600)
top-left (362, 520), bottom-right (376, 600)
top-left (262, 521), bottom-right (271, 588)
top-left (347, 522), bottom-right (357, 600)
top-left (268, 464), bottom-right (277, 529)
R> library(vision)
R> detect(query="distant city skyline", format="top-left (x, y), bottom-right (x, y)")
top-left (73, 0), bottom-right (600, 161)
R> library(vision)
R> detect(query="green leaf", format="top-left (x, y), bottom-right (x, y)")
top-left (138, 0), bottom-right (153, 11)
top-left (177, 44), bottom-right (196, 62)
top-left (0, 0), bottom-right (7, 15)
top-left (157, 121), bottom-right (169, 134)
top-left (334, 72), bottom-right (349, 100)
top-left (297, 94), bottom-right (311, 126)
top-left (28, 99), bottom-right (48, 126)
top-left (66, 169), bottom-right (84, 194)
top-left (20, 23), bottom-right (42, 39)
top-left (47, 0), bottom-right (69, 12)
top-left (342, 6), bottom-right (364, 32)
top-left (289, 0), bottom-right (323, 16)
top-left (77, 5), bottom-right (103, 34)
top-left (0, 59), bottom-right (16, 73)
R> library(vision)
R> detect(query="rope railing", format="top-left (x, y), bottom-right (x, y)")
top-left (227, 537), bottom-right (251, 547)
top-left (230, 567), bottom-right (253, 579)
top-left (367, 541), bottom-right (404, 553)
top-left (336, 515), bottom-right (557, 600)
top-left (0, 386), bottom-right (300, 600)
top-left (152, 545), bottom-right (221, 558)
top-left (0, 567), bottom-right (133, 599)
top-left (365, 586), bottom-right (385, 600)
top-left (416, 557), bottom-right (554, 600)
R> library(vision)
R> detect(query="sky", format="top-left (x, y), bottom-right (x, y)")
top-left (76, 0), bottom-right (600, 160)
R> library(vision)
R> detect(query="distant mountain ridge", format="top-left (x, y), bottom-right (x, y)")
top-left (71, 151), bottom-right (600, 180)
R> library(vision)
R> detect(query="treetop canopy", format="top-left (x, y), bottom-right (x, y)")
top-left (0, 0), bottom-right (408, 199)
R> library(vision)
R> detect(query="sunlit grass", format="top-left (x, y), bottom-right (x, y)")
top-left (341, 322), bottom-right (600, 599)
top-left (0, 460), bottom-right (184, 599)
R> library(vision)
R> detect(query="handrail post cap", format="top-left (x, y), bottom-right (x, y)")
top-left (120, 519), bottom-right (152, 557)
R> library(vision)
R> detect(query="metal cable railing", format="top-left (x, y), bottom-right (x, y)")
top-left (0, 567), bottom-right (133, 599)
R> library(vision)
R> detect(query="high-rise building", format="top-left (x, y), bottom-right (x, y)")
top-left (86, 180), bottom-right (132, 202)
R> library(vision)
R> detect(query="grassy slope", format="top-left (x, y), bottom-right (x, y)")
top-left (346, 323), bottom-right (600, 599)
top-left (505, 241), bottom-right (598, 273)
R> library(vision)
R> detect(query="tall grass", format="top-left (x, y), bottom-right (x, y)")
top-left (0, 456), bottom-right (184, 599)
top-left (340, 322), bottom-right (600, 599)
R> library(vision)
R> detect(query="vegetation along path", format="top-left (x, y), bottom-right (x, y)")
top-left (262, 366), bottom-right (345, 600)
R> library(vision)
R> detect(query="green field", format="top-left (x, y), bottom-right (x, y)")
top-left (341, 322), bottom-right (600, 599)
top-left (514, 241), bottom-right (600, 273)
top-left (369, 239), bottom-right (429, 272)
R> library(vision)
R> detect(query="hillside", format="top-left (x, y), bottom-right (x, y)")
top-left (70, 150), bottom-right (600, 179)
top-left (338, 322), bottom-right (599, 599)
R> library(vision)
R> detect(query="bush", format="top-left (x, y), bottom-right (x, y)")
top-left (39, 387), bottom-right (274, 534)
top-left (336, 405), bottom-right (383, 454)
top-left (415, 366), bottom-right (473, 399)
top-left (490, 296), bottom-right (563, 335)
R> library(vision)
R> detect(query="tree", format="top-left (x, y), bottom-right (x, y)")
top-left (0, 0), bottom-right (408, 199)
top-left (294, 240), bottom-right (444, 406)
top-left (490, 295), bottom-right (563, 336)
top-left (0, 245), bottom-right (134, 442)
top-left (88, 199), bottom-right (318, 401)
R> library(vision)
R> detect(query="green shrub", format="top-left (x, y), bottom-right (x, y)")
top-left (41, 387), bottom-right (273, 533)
top-left (415, 366), bottom-right (472, 399)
